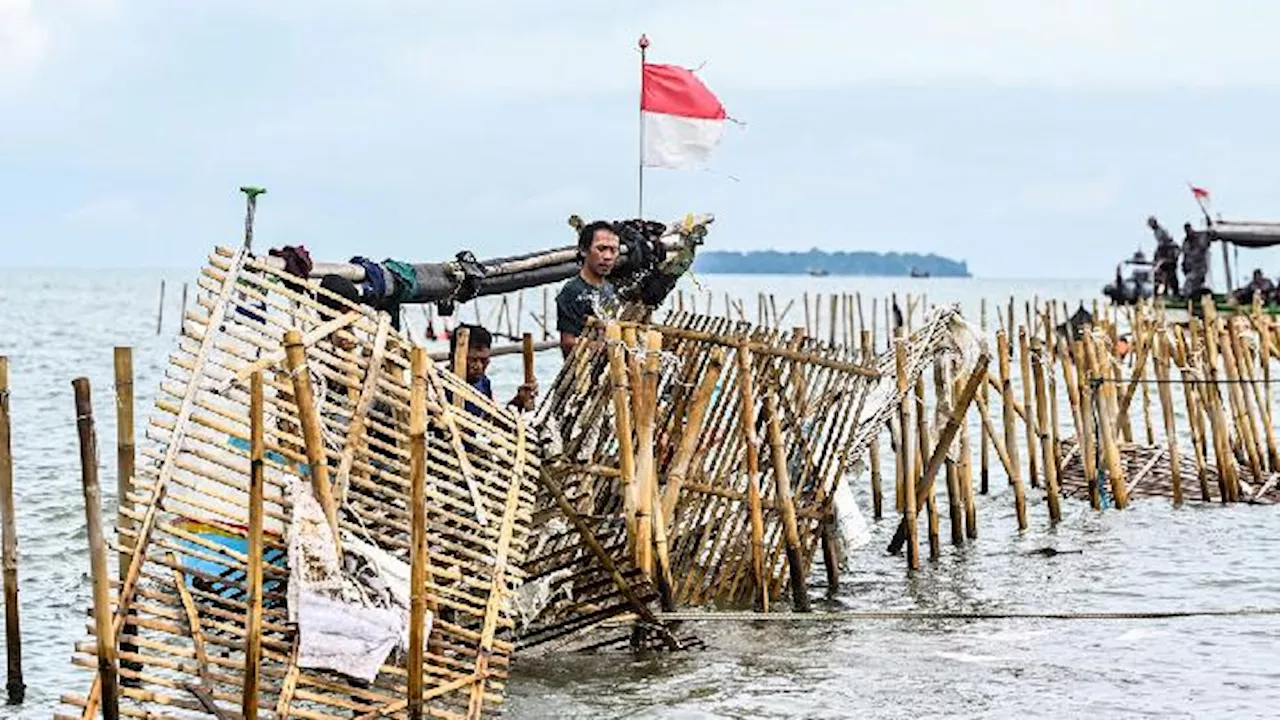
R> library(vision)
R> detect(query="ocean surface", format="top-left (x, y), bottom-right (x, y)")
top-left (1, 268), bottom-right (1279, 719)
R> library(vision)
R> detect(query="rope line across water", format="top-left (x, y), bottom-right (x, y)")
top-left (650, 608), bottom-right (1280, 622)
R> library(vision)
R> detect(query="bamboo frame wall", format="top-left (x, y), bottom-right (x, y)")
top-left (60, 247), bottom-right (540, 719)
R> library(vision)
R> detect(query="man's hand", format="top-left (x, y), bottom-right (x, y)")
top-left (510, 382), bottom-right (538, 413)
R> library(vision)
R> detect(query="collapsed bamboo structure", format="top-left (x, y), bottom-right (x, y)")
top-left (61, 247), bottom-right (543, 718)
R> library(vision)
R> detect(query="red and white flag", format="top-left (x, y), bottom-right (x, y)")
top-left (641, 62), bottom-right (728, 170)
top-left (1189, 184), bottom-right (1212, 215)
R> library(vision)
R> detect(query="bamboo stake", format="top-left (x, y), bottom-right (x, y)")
top-left (633, 331), bottom-right (661, 578)
top-left (0, 358), bottom-right (20, 704)
top-left (1071, 339), bottom-right (1101, 509)
top-left (763, 390), bottom-right (811, 612)
top-left (242, 373), bottom-right (264, 720)
top-left (604, 324), bottom-right (639, 550)
top-left (1152, 331), bottom-right (1184, 507)
top-left (979, 299), bottom-right (991, 494)
top-left (74, 378), bottom-right (119, 720)
top-left (938, 359), bottom-right (964, 547)
top-left (887, 355), bottom-right (988, 555)
top-left (895, 336), bottom-right (919, 569)
top-left (661, 349), bottom-right (725, 523)
top-left (1030, 341), bottom-right (1061, 523)
top-left (282, 330), bottom-right (343, 556)
top-left (956, 360), bottom-right (977, 540)
top-left (735, 342), bottom-right (769, 611)
top-left (1086, 335), bottom-right (1129, 508)
top-left (861, 330), bottom-right (883, 520)
top-left (156, 279), bottom-right (166, 335)
top-left (915, 371), bottom-right (938, 561)
top-left (1171, 328), bottom-right (1212, 501)
top-left (407, 349), bottom-right (427, 720)
top-left (113, 348), bottom-right (140, 683)
top-left (997, 331), bottom-right (1028, 529)
top-left (1018, 327), bottom-right (1041, 489)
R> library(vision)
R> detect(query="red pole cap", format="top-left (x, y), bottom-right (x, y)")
top-left (638, 34), bottom-right (650, 50)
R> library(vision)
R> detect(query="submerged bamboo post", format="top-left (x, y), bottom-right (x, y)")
top-left (956, 359), bottom-right (977, 540)
top-left (888, 354), bottom-right (988, 555)
top-left (282, 330), bottom-right (343, 556)
top-left (979, 299), bottom-right (991, 494)
top-left (894, 337), bottom-right (918, 569)
top-left (112, 348), bottom-right (139, 683)
top-left (73, 378), bottom-right (118, 720)
top-left (937, 359), bottom-right (964, 546)
top-left (1086, 335), bottom-right (1129, 508)
top-left (763, 390), bottom-right (811, 612)
top-left (407, 349), bottom-right (428, 720)
top-left (915, 372), bottom-right (938, 561)
top-left (997, 331), bottom-right (1029, 529)
top-left (1030, 340), bottom-right (1061, 523)
top-left (1153, 330), bottom-right (1184, 507)
top-left (633, 331), bottom-right (662, 578)
top-left (735, 342), bottom-right (769, 610)
top-left (0, 359), bottom-right (20, 704)
top-left (861, 329), bottom-right (883, 520)
top-left (1018, 327), bottom-right (1040, 489)
top-left (156, 279), bottom-right (165, 335)
top-left (243, 372), bottom-right (265, 719)
top-left (604, 324), bottom-right (639, 550)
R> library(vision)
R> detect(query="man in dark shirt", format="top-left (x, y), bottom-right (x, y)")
top-left (448, 324), bottom-right (537, 414)
top-left (556, 220), bottom-right (621, 358)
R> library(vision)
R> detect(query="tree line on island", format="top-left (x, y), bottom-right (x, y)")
top-left (692, 249), bottom-right (971, 277)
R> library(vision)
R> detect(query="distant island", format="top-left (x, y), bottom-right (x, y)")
top-left (692, 249), bottom-right (971, 277)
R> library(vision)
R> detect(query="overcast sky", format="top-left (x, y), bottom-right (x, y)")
top-left (5, 0), bottom-right (1280, 277)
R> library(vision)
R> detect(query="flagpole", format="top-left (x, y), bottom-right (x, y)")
top-left (638, 33), bottom-right (649, 219)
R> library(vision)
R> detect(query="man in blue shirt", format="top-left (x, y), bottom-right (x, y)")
top-left (448, 324), bottom-right (537, 414)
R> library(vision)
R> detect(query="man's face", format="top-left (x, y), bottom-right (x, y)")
top-left (585, 229), bottom-right (620, 277)
top-left (465, 345), bottom-right (491, 384)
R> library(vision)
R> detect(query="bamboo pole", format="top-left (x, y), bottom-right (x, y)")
top-left (1171, 328), bottom-right (1212, 501)
top-left (633, 332), bottom-right (661, 578)
top-left (1086, 335), bottom-right (1129, 508)
top-left (1071, 339), bottom-right (1101, 509)
top-left (604, 324), bottom-right (639, 550)
top-left (1152, 330), bottom-right (1184, 507)
top-left (734, 343), bottom-right (769, 610)
top-left (156, 279), bottom-right (165, 335)
top-left (112, 347), bottom-right (140, 684)
top-left (979, 299), bottom-right (991, 494)
top-left (0, 359), bottom-right (20, 704)
top-left (73, 377), bottom-right (119, 720)
top-left (895, 336), bottom-right (919, 569)
top-left (661, 349), bottom-right (725, 523)
top-left (938, 359), bottom-right (964, 547)
top-left (407, 349), bottom-right (428, 720)
top-left (242, 373), bottom-right (265, 719)
top-left (763, 390), bottom-right (811, 612)
top-left (887, 354), bottom-right (988, 554)
top-left (861, 330), bottom-right (883, 520)
top-left (1018, 327), bottom-right (1040, 488)
top-left (1030, 340), bottom-right (1061, 523)
top-left (996, 331), bottom-right (1029, 529)
top-left (956, 359), bottom-right (977, 540)
top-left (915, 371), bottom-right (938, 561)
top-left (282, 330), bottom-right (343, 556)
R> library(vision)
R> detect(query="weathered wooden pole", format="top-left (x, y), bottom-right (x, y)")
top-left (861, 329), bottom-right (883, 520)
top-left (1153, 331), bottom-right (1184, 507)
top-left (605, 324), bottom-right (639, 550)
top-left (1030, 340), bottom-right (1061, 523)
top-left (73, 378), bottom-right (119, 720)
top-left (243, 372), bottom-right (265, 719)
top-left (1018, 327), bottom-right (1041, 488)
top-left (0, 359), bottom-right (21, 704)
top-left (979, 299), bottom-right (991, 494)
top-left (997, 331), bottom-right (1029, 529)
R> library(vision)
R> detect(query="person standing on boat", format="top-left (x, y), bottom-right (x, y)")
top-left (1182, 222), bottom-right (1211, 298)
top-left (1152, 224), bottom-right (1181, 297)
top-left (556, 220), bottom-right (621, 358)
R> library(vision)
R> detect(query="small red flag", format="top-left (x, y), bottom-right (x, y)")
top-left (1191, 186), bottom-right (1210, 200)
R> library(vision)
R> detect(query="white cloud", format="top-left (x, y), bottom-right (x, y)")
top-left (0, 0), bottom-right (48, 78)
top-left (395, 0), bottom-right (1280, 95)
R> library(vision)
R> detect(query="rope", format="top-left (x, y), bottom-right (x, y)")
top-left (653, 607), bottom-right (1280, 622)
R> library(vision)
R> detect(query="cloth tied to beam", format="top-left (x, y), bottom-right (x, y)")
top-left (286, 479), bottom-right (428, 682)
top-left (383, 258), bottom-right (419, 302)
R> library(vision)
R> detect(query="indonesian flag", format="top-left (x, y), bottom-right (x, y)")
top-left (641, 62), bottom-right (727, 170)
top-left (1190, 184), bottom-right (1212, 216)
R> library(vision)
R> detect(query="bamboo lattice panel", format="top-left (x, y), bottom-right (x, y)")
top-left (525, 309), bottom-right (957, 621)
top-left (61, 246), bottom-right (539, 718)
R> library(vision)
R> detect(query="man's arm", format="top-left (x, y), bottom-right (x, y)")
top-left (559, 330), bottom-right (578, 358)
